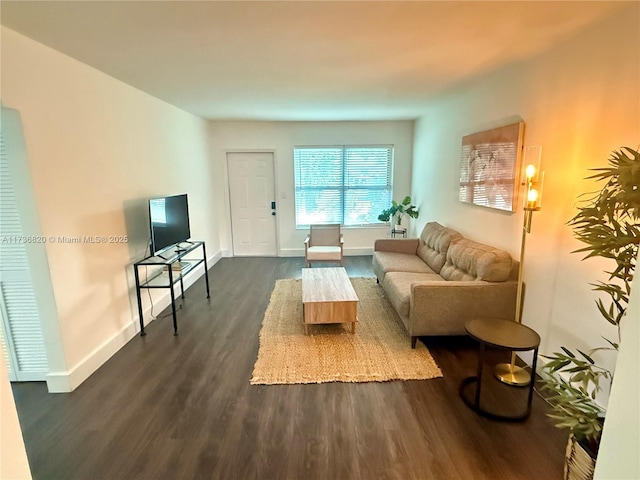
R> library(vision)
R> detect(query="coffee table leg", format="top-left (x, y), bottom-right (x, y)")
top-left (302, 303), bottom-right (307, 335)
top-left (351, 322), bottom-right (356, 334)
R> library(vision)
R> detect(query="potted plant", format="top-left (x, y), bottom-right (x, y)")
top-left (378, 195), bottom-right (419, 228)
top-left (539, 147), bottom-right (639, 480)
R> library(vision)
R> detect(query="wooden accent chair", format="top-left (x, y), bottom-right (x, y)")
top-left (304, 224), bottom-right (344, 267)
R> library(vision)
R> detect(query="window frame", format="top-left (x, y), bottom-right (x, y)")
top-left (293, 144), bottom-right (394, 228)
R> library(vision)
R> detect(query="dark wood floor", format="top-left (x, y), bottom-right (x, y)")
top-left (12, 256), bottom-right (567, 480)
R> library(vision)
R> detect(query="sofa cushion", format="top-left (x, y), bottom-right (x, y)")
top-left (416, 222), bottom-right (463, 273)
top-left (382, 271), bottom-right (443, 319)
top-left (440, 238), bottom-right (513, 282)
top-left (373, 251), bottom-right (436, 281)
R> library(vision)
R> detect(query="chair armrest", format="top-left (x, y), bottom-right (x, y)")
top-left (374, 238), bottom-right (419, 254)
top-left (304, 236), bottom-right (310, 245)
top-left (409, 281), bottom-right (518, 335)
top-left (340, 234), bottom-right (344, 245)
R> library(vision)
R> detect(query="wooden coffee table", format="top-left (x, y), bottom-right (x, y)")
top-left (301, 267), bottom-right (359, 334)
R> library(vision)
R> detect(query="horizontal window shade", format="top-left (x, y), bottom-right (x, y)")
top-left (344, 189), bottom-right (391, 226)
top-left (294, 146), bottom-right (393, 227)
top-left (344, 148), bottom-right (392, 187)
top-left (295, 189), bottom-right (343, 225)
top-left (294, 148), bottom-right (343, 187)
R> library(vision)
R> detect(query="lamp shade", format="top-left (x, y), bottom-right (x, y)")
top-left (522, 146), bottom-right (544, 210)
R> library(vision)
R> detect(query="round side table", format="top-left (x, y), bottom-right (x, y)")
top-left (459, 318), bottom-right (540, 421)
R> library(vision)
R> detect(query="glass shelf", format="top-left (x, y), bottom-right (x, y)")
top-left (139, 259), bottom-right (203, 288)
top-left (133, 240), bottom-right (210, 335)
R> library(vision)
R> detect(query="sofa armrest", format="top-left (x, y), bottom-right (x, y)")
top-left (409, 281), bottom-right (518, 336)
top-left (374, 238), bottom-right (419, 254)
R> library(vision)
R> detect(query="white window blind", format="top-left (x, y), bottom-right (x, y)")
top-left (294, 146), bottom-right (393, 227)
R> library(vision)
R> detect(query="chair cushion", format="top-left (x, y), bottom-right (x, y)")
top-left (416, 222), bottom-right (463, 273)
top-left (306, 246), bottom-right (342, 261)
top-left (440, 238), bottom-right (512, 282)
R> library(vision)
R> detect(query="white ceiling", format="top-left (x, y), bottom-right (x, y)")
top-left (0, 1), bottom-right (626, 121)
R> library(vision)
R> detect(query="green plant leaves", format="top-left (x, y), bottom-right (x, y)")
top-left (539, 146), bottom-right (639, 445)
top-left (538, 372), bottom-right (605, 443)
top-left (378, 196), bottom-right (419, 223)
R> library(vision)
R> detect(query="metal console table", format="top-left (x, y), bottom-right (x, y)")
top-left (134, 240), bottom-right (210, 336)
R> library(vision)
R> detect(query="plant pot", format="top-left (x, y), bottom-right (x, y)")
top-left (390, 218), bottom-right (407, 237)
top-left (564, 435), bottom-right (597, 480)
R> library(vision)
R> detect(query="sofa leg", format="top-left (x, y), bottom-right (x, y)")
top-left (411, 336), bottom-right (417, 349)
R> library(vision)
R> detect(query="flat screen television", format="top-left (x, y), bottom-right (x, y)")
top-left (148, 194), bottom-right (191, 256)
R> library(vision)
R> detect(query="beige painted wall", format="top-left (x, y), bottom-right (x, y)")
top-left (209, 120), bottom-right (414, 256)
top-left (1, 27), bottom-right (222, 391)
top-left (412, 5), bottom-right (639, 404)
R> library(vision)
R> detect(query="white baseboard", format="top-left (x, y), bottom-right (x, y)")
top-left (46, 250), bottom-right (222, 393)
top-left (46, 320), bottom-right (137, 393)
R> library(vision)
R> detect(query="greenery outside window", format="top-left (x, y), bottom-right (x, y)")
top-left (294, 145), bottom-right (393, 227)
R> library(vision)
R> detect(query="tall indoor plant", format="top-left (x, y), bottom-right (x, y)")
top-left (539, 146), bottom-right (639, 479)
top-left (378, 195), bottom-right (419, 227)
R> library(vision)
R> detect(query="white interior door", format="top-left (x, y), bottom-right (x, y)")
top-left (227, 152), bottom-right (277, 256)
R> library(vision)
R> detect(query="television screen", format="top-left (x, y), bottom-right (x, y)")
top-left (149, 194), bottom-right (191, 255)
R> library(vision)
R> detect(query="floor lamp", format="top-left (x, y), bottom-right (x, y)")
top-left (495, 146), bottom-right (544, 386)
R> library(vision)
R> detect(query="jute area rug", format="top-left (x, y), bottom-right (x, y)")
top-left (250, 277), bottom-right (443, 385)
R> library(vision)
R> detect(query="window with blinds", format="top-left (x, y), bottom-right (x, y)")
top-left (294, 146), bottom-right (393, 227)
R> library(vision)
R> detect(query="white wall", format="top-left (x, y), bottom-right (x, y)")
top-left (412, 4), bottom-right (639, 402)
top-left (594, 251), bottom-right (640, 479)
top-left (0, 355), bottom-right (32, 479)
top-left (209, 120), bottom-right (414, 256)
top-left (1, 27), bottom-right (222, 392)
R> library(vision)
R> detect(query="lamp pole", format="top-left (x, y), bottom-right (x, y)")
top-left (494, 150), bottom-right (543, 386)
top-left (494, 207), bottom-right (537, 386)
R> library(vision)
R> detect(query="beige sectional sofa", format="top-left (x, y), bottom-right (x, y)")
top-left (373, 222), bottom-right (519, 348)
